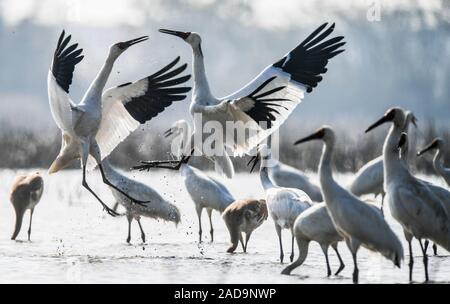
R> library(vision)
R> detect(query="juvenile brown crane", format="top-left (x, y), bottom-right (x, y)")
top-left (10, 172), bottom-right (44, 241)
top-left (222, 198), bottom-right (268, 253)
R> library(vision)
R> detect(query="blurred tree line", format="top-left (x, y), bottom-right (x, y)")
top-left (0, 120), bottom-right (448, 175)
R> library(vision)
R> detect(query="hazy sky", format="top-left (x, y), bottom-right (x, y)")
top-left (0, 0), bottom-right (444, 28)
top-left (0, 0), bottom-right (449, 133)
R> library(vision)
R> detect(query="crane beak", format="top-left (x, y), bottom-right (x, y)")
top-left (417, 140), bottom-right (438, 156)
top-left (121, 36), bottom-right (149, 49)
top-left (365, 115), bottom-right (392, 133)
top-left (164, 128), bottom-right (174, 138)
top-left (159, 29), bottom-right (190, 40)
top-left (247, 154), bottom-right (261, 173)
top-left (294, 129), bottom-right (325, 145)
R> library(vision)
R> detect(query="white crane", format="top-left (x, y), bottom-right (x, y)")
top-left (136, 23), bottom-right (345, 177)
top-left (257, 136), bottom-right (323, 202)
top-left (248, 145), bottom-right (312, 263)
top-left (159, 120), bottom-right (235, 242)
top-left (401, 134), bottom-right (441, 256)
top-left (267, 142), bottom-right (323, 201)
top-left (222, 198), bottom-right (268, 253)
top-left (47, 30), bottom-right (191, 216)
top-left (101, 159), bottom-right (180, 244)
top-left (365, 107), bottom-right (450, 282)
top-left (268, 161), bottom-right (322, 202)
top-left (294, 126), bottom-right (403, 284)
top-left (418, 138), bottom-right (450, 187)
top-left (349, 111), bottom-right (417, 212)
top-left (281, 202), bottom-right (345, 277)
top-left (417, 137), bottom-right (450, 256)
top-left (10, 172), bottom-right (44, 241)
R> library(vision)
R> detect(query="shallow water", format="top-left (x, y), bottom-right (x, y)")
top-left (0, 169), bottom-right (449, 284)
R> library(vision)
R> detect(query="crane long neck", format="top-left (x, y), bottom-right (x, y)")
top-left (383, 123), bottom-right (407, 185)
top-left (101, 159), bottom-right (124, 184)
top-left (433, 148), bottom-right (445, 176)
top-left (259, 166), bottom-right (275, 190)
top-left (259, 155), bottom-right (277, 190)
top-left (191, 44), bottom-right (213, 101)
top-left (400, 143), bottom-right (409, 163)
top-left (318, 139), bottom-right (339, 200)
top-left (83, 53), bottom-right (117, 103)
top-left (400, 135), bottom-right (409, 164)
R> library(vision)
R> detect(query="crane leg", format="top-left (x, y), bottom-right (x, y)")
top-left (224, 216), bottom-right (239, 253)
top-left (90, 141), bottom-right (148, 206)
top-left (290, 228), bottom-right (295, 262)
top-left (351, 251), bottom-right (359, 284)
top-left (345, 238), bottom-right (359, 284)
top-left (133, 157), bottom-right (186, 171)
top-left (239, 234), bottom-right (245, 252)
top-left (112, 202), bottom-right (120, 213)
top-left (419, 239), bottom-right (429, 282)
top-left (137, 219), bottom-right (146, 243)
top-left (408, 239), bottom-right (414, 282)
top-left (332, 243), bottom-right (345, 275)
top-left (11, 206), bottom-right (25, 240)
top-left (134, 149), bottom-right (194, 172)
top-left (275, 224), bottom-right (284, 264)
top-left (80, 142), bottom-right (118, 217)
top-left (281, 237), bottom-right (308, 275)
top-left (82, 162), bottom-right (118, 217)
top-left (126, 214), bottom-right (132, 244)
top-left (99, 164), bottom-right (150, 205)
top-left (196, 206), bottom-right (203, 243)
top-left (27, 209), bottom-right (34, 241)
top-left (244, 231), bottom-right (252, 253)
top-left (424, 240), bottom-right (437, 256)
top-left (321, 245), bottom-right (332, 277)
top-left (206, 208), bottom-right (214, 243)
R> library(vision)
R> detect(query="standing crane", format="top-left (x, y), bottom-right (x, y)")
top-left (349, 111), bottom-right (417, 212)
top-left (161, 120), bottom-right (235, 242)
top-left (102, 159), bottom-right (180, 244)
top-left (294, 126), bottom-right (403, 284)
top-left (10, 172), bottom-right (44, 241)
top-left (248, 145), bottom-right (312, 263)
top-left (365, 107), bottom-right (450, 282)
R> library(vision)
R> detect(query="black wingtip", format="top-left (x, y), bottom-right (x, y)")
top-left (168, 56), bottom-right (181, 67)
top-left (147, 56), bottom-right (183, 80)
top-left (57, 30), bottom-right (65, 49)
top-left (274, 22), bottom-right (345, 93)
top-left (123, 57), bottom-right (192, 124)
top-left (51, 30), bottom-right (83, 93)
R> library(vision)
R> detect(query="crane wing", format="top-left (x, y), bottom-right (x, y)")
top-left (88, 57), bottom-right (191, 169)
top-left (395, 181), bottom-right (449, 233)
top-left (48, 30), bottom-right (84, 133)
top-left (221, 23), bottom-right (345, 155)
